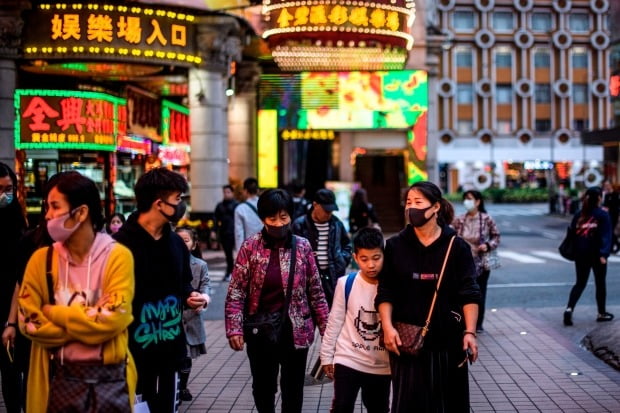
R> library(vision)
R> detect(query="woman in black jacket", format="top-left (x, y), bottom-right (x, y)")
top-left (563, 186), bottom-right (613, 326)
top-left (375, 181), bottom-right (480, 413)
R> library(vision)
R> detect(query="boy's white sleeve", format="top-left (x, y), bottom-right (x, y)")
top-left (319, 276), bottom-right (347, 366)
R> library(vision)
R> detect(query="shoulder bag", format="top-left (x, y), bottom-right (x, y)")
top-left (558, 226), bottom-right (577, 261)
top-left (393, 235), bottom-right (456, 356)
top-left (479, 214), bottom-right (501, 271)
top-left (243, 236), bottom-right (297, 345)
top-left (43, 247), bottom-right (131, 413)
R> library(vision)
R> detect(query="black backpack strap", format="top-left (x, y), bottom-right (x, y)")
top-left (244, 201), bottom-right (260, 217)
top-left (46, 246), bottom-right (55, 305)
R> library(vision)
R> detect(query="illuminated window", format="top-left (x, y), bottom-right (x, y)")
top-left (534, 49), bottom-right (551, 68)
top-left (456, 120), bottom-right (474, 134)
top-left (573, 84), bottom-right (588, 103)
top-left (571, 47), bottom-right (588, 69)
top-left (455, 47), bottom-right (473, 67)
top-left (457, 83), bottom-right (474, 104)
top-left (453, 11), bottom-right (475, 31)
top-left (569, 14), bottom-right (589, 33)
top-left (492, 12), bottom-right (514, 32)
top-left (535, 119), bottom-right (551, 132)
top-left (495, 48), bottom-right (512, 67)
top-left (496, 120), bottom-right (512, 134)
top-left (496, 84), bottom-right (512, 104)
top-left (531, 13), bottom-right (552, 32)
top-left (535, 84), bottom-right (551, 103)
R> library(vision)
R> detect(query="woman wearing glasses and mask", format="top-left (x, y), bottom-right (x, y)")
top-left (225, 188), bottom-right (329, 413)
top-left (18, 172), bottom-right (136, 413)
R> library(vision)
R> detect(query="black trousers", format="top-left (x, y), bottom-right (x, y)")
top-left (331, 364), bottom-right (390, 413)
top-left (568, 257), bottom-right (608, 314)
top-left (136, 361), bottom-right (180, 413)
top-left (0, 340), bottom-right (21, 413)
top-left (476, 269), bottom-right (490, 330)
top-left (220, 235), bottom-right (235, 277)
top-left (246, 323), bottom-right (309, 413)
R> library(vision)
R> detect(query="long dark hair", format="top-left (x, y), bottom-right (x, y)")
top-left (462, 190), bottom-right (487, 213)
top-left (351, 188), bottom-right (370, 212)
top-left (408, 181), bottom-right (454, 226)
top-left (48, 171), bottom-right (105, 232)
top-left (578, 186), bottom-right (602, 225)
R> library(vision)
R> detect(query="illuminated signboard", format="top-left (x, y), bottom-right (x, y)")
top-left (118, 135), bottom-right (151, 155)
top-left (263, 0), bottom-right (415, 48)
top-left (281, 129), bottom-right (335, 140)
top-left (14, 89), bottom-right (126, 151)
top-left (161, 100), bottom-right (190, 145)
top-left (23, 3), bottom-right (199, 66)
top-left (259, 70), bottom-right (428, 183)
top-left (258, 109), bottom-right (279, 188)
top-left (611, 74), bottom-right (620, 99)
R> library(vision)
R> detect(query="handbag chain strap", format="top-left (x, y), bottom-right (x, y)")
top-left (421, 235), bottom-right (456, 336)
top-left (281, 235), bottom-right (297, 320)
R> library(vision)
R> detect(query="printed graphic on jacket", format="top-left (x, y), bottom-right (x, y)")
top-left (134, 295), bottom-right (182, 349)
top-left (355, 306), bottom-right (381, 341)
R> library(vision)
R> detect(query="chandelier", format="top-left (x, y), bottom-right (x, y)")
top-left (262, 0), bottom-right (416, 71)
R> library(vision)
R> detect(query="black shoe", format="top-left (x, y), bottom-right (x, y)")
top-left (180, 389), bottom-right (193, 401)
top-left (596, 312), bottom-right (614, 322)
top-left (563, 310), bottom-right (573, 326)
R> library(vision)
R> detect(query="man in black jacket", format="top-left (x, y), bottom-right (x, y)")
top-left (113, 168), bottom-right (206, 413)
top-left (214, 184), bottom-right (238, 280)
top-left (292, 188), bottom-right (352, 307)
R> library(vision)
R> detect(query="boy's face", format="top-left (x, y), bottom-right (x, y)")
top-left (353, 247), bottom-right (384, 279)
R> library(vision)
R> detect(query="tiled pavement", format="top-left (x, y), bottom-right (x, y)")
top-left (181, 306), bottom-right (620, 412)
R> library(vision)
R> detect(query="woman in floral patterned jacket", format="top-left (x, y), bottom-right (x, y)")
top-left (225, 188), bottom-right (329, 413)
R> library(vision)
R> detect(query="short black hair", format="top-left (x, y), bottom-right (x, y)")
top-left (353, 227), bottom-right (384, 253)
top-left (134, 168), bottom-right (188, 212)
top-left (243, 177), bottom-right (259, 195)
top-left (223, 184), bottom-right (234, 191)
top-left (257, 188), bottom-right (293, 220)
top-left (50, 171), bottom-right (105, 232)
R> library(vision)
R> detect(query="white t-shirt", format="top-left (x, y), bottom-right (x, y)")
top-left (320, 272), bottom-right (390, 375)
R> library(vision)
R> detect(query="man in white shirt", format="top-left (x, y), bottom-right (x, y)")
top-left (233, 177), bottom-right (263, 258)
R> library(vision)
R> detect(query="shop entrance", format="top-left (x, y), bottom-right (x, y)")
top-left (354, 154), bottom-right (406, 233)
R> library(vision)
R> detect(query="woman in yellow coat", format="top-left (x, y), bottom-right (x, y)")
top-left (18, 171), bottom-right (136, 413)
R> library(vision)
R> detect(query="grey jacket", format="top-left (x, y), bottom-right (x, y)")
top-left (182, 255), bottom-right (211, 346)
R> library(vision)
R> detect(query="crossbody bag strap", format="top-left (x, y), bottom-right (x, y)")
top-left (46, 246), bottom-right (55, 305)
top-left (281, 235), bottom-right (297, 319)
top-left (422, 235), bottom-right (456, 335)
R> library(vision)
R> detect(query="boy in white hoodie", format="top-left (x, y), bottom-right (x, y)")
top-left (320, 227), bottom-right (390, 413)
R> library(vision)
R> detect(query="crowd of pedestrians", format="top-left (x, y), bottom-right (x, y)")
top-left (1, 158), bottom-right (618, 413)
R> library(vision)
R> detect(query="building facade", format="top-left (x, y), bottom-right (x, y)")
top-left (434, 0), bottom-right (611, 192)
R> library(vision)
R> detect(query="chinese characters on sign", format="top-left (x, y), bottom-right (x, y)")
top-left (15, 90), bottom-right (126, 151)
top-left (273, 4), bottom-right (402, 31)
top-left (24, 4), bottom-right (198, 66)
top-left (281, 129), bottom-right (335, 141)
top-left (162, 101), bottom-right (190, 145)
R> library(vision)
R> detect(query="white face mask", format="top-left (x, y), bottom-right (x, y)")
top-left (463, 199), bottom-right (476, 212)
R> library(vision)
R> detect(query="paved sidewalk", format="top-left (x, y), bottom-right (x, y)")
top-left (181, 307), bottom-right (620, 413)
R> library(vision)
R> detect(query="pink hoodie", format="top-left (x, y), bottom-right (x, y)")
top-left (53, 232), bottom-right (116, 362)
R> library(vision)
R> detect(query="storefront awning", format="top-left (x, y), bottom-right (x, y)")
top-left (582, 127), bottom-right (620, 145)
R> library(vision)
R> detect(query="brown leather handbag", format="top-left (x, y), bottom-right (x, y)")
top-left (393, 236), bottom-right (456, 356)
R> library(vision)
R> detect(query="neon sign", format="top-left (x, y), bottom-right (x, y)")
top-left (610, 74), bottom-right (620, 98)
top-left (161, 100), bottom-right (189, 145)
top-left (14, 89), bottom-right (126, 151)
top-left (23, 3), bottom-right (199, 66)
top-left (281, 129), bottom-right (335, 140)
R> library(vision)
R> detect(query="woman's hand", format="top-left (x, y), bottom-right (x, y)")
top-left (463, 334), bottom-right (478, 363)
top-left (229, 335), bottom-right (244, 351)
top-left (382, 326), bottom-right (402, 356)
top-left (2, 326), bottom-right (16, 347)
top-left (600, 256), bottom-right (607, 265)
top-left (478, 244), bottom-right (488, 253)
top-left (322, 364), bottom-right (335, 380)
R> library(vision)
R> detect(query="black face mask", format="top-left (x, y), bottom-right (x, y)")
top-left (407, 206), bottom-right (434, 227)
top-left (265, 223), bottom-right (291, 239)
top-left (160, 200), bottom-right (187, 223)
